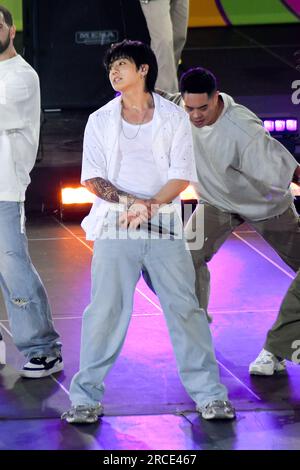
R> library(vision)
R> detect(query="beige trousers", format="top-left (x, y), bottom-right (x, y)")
top-left (140, 0), bottom-right (189, 92)
top-left (265, 270), bottom-right (300, 361)
top-left (185, 202), bottom-right (300, 360)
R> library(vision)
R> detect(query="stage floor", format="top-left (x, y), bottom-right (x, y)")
top-left (1, 21), bottom-right (300, 454)
top-left (0, 215), bottom-right (299, 451)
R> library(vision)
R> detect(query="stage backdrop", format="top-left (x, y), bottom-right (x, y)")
top-left (189, 0), bottom-right (300, 26)
top-left (22, 0), bottom-right (150, 109)
top-left (1, 0), bottom-right (22, 30)
top-left (1, 0), bottom-right (299, 31)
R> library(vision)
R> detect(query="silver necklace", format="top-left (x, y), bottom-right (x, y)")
top-left (121, 110), bottom-right (149, 140)
top-left (121, 99), bottom-right (153, 139)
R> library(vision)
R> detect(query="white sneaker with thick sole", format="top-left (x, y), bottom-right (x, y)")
top-left (197, 400), bottom-right (236, 420)
top-left (249, 349), bottom-right (286, 376)
top-left (0, 339), bottom-right (6, 365)
top-left (61, 404), bottom-right (103, 424)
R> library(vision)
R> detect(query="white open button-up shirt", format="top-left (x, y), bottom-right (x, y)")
top-left (81, 92), bottom-right (198, 240)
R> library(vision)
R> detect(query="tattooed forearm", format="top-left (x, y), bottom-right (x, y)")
top-left (85, 177), bottom-right (119, 202)
top-left (84, 177), bottom-right (136, 206)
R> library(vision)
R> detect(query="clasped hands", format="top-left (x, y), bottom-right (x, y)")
top-left (119, 198), bottom-right (160, 230)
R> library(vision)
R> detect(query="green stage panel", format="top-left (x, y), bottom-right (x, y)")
top-left (221, 0), bottom-right (299, 25)
top-left (1, 0), bottom-right (22, 30)
top-left (1, 1), bottom-right (299, 33)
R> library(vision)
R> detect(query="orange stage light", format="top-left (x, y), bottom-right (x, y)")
top-left (61, 184), bottom-right (199, 206)
top-left (180, 184), bottom-right (198, 201)
top-left (61, 187), bottom-right (95, 205)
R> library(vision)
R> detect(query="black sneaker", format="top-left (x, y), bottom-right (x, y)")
top-left (20, 355), bottom-right (64, 378)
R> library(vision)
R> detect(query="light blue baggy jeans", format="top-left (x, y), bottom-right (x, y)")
top-left (69, 209), bottom-right (228, 409)
top-left (0, 202), bottom-right (61, 359)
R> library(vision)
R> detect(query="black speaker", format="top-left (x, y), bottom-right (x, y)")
top-left (23, 0), bottom-right (150, 109)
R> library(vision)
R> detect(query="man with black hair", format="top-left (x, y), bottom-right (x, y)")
top-left (161, 66), bottom-right (300, 376)
top-left (61, 41), bottom-right (235, 424)
top-left (0, 5), bottom-right (63, 376)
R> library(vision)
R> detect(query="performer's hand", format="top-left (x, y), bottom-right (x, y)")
top-left (119, 200), bottom-right (148, 230)
top-left (128, 212), bottom-right (148, 230)
top-left (119, 199), bottom-right (160, 230)
top-left (119, 210), bottom-right (136, 229)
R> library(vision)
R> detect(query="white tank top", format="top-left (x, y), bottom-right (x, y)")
top-left (116, 116), bottom-right (164, 198)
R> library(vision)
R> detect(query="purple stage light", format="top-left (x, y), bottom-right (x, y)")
top-left (263, 120), bottom-right (275, 132)
top-left (263, 117), bottom-right (298, 134)
top-left (286, 119), bottom-right (298, 132)
top-left (275, 120), bottom-right (286, 132)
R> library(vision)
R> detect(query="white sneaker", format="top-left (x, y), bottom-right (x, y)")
top-left (249, 349), bottom-right (286, 376)
top-left (61, 404), bottom-right (103, 424)
top-left (197, 400), bottom-right (236, 420)
top-left (0, 339), bottom-right (6, 365)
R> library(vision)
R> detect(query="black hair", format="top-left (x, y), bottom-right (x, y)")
top-left (180, 67), bottom-right (217, 97)
top-left (104, 39), bottom-right (158, 92)
top-left (0, 5), bottom-right (13, 27)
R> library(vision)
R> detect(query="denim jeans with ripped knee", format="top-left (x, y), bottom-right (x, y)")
top-left (0, 201), bottom-right (61, 359)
